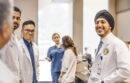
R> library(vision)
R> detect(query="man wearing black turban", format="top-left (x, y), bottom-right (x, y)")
top-left (88, 9), bottom-right (130, 83)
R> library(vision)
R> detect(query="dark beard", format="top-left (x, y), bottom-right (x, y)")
top-left (13, 26), bottom-right (18, 31)
top-left (13, 22), bottom-right (19, 31)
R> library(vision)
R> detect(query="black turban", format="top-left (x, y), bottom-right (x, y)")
top-left (94, 9), bottom-right (115, 31)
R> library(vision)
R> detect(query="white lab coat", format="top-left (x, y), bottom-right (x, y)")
top-left (1, 34), bottom-right (24, 83)
top-left (0, 60), bottom-right (17, 83)
top-left (19, 39), bottom-right (39, 83)
top-left (88, 33), bottom-right (130, 83)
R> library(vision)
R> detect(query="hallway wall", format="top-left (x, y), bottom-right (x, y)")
top-left (14, 0), bottom-right (38, 43)
top-left (116, 0), bottom-right (130, 42)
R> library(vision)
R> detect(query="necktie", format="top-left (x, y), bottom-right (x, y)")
top-left (28, 44), bottom-right (37, 83)
top-left (96, 41), bottom-right (103, 56)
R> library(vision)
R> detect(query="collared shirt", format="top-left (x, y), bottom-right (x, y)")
top-left (47, 45), bottom-right (64, 73)
top-left (23, 38), bottom-right (37, 83)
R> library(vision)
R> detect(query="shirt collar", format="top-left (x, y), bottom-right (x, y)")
top-left (54, 44), bottom-right (62, 49)
top-left (101, 32), bottom-right (113, 44)
top-left (23, 38), bottom-right (32, 46)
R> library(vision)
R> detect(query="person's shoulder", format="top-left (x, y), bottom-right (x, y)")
top-left (19, 38), bottom-right (24, 44)
top-left (111, 35), bottom-right (127, 48)
top-left (66, 49), bottom-right (72, 52)
top-left (32, 42), bottom-right (37, 46)
top-left (49, 45), bottom-right (56, 49)
top-left (32, 42), bottom-right (38, 48)
top-left (65, 49), bottom-right (74, 55)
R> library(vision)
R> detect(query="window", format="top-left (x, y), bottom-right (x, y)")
top-left (38, 0), bottom-right (73, 81)
top-left (83, 0), bottom-right (108, 60)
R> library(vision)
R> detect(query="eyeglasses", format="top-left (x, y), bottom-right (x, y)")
top-left (24, 29), bottom-right (35, 33)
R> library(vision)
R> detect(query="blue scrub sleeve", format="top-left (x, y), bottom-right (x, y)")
top-left (47, 48), bottom-right (52, 60)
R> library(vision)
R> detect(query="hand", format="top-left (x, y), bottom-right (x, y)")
top-left (58, 77), bottom-right (62, 83)
top-left (45, 57), bottom-right (51, 62)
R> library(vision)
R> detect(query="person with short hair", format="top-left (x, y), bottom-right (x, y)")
top-left (88, 9), bottom-right (130, 83)
top-left (20, 20), bottom-right (39, 83)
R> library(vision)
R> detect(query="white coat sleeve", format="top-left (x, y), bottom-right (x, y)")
top-left (104, 43), bottom-right (130, 83)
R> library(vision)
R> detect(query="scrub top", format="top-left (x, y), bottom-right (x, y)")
top-left (47, 45), bottom-right (64, 73)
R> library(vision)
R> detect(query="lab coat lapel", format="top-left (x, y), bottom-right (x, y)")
top-left (32, 44), bottom-right (36, 61)
top-left (22, 39), bottom-right (32, 63)
top-left (32, 43), bottom-right (37, 64)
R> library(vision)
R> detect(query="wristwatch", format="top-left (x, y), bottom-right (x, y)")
top-left (101, 81), bottom-right (104, 83)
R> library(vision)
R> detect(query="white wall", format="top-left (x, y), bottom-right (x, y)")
top-left (83, 0), bottom-right (108, 59)
top-left (38, 0), bottom-right (73, 81)
top-left (38, 0), bottom-right (73, 60)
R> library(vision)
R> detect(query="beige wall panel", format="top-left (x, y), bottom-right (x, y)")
top-left (14, 0), bottom-right (38, 43)
top-left (73, 0), bottom-right (83, 54)
top-left (116, 0), bottom-right (130, 12)
top-left (108, 0), bottom-right (117, 35)
top-left (116, 0), bottom-right (130, 42)
top-left (117, 10), bottom-right (130, 42)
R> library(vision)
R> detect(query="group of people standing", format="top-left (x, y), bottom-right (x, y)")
top-left (45, 33), bottom-right (78, 83)
top-left (0, 0), bottom-right (130, 83)
top-left (0, 0), bottom-right (39, 83)
top-left (45, 10), bottom-right (130, 83)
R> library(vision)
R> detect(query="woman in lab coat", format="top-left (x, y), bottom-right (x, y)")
top-left (58, 36), bottom-right (77, 83)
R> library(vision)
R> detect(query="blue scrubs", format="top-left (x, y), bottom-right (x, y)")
top-left (47, 45), bottom-right (64, 83)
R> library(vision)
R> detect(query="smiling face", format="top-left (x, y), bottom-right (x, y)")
top-left (22, 24), bottom-right (35, 42)
top-left (95, 18), bottom-right (111, 39)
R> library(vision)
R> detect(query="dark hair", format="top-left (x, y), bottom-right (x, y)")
top-left (52, 33), bottom-right (60, 40)
top-left (62, 36), bottom-right (78, 56)
top-left (94, 9), bottom-right (115, 31)
top-left (22, 20), bottom-right (35, 28)
top-left (14, 6), bottom-right (21, 16)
